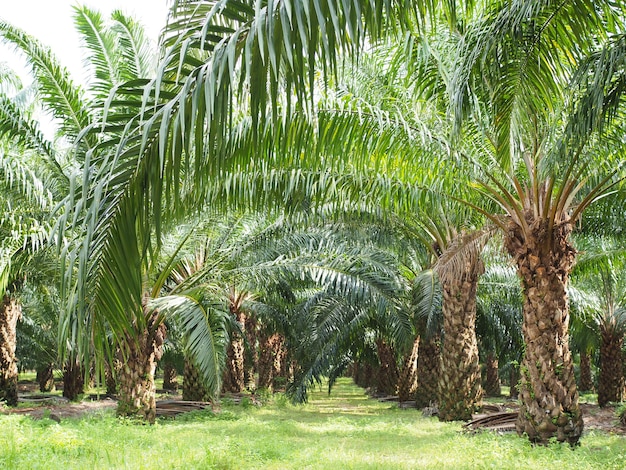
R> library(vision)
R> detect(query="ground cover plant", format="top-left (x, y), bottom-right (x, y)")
top-left (1, 378), bottom-right (625, 469)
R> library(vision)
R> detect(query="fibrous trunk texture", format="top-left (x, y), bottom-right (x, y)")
top-left (244, 313), bottom-right (259, 391)
top-left (397, 336), bottom-right (420, 402)
top-left (352, 361), bottom-right (376, 390)
top-left (597, 325), bottom-right (624, 407)
top-left (509, 364), bottom-right (519, 399)
top-left (578, 351), bottom-right (594, 393)
top-left (37, 363), bottom-right (55, 392)
top-left (0, 296), bottom-right (21, 406)
top-left (183, 358), bottom-right (210, 401)
top-left (272, 335), bottom-right (288, 391)
top-left (62, 359), bottom-right (84, 400)
top-left (162, 362), bottom-right (178, 391)
top-left (438, 258), bottom-right (483, 422)
top-left (258, 331), bottom-right (284, 391)
top-left (505, 218), bottom-right (582, 445)
top-left (116, 312), bottom-right (166, 423)
top-left (376, 339), bottom-right (399, 396)
top-left (222, 310), bottom-right (246, 393)
top-left (415, 336), bottom-right (440, 408)
top-left (484, 353), bottom-right (501, 397)
top-left (104, 359), bottom-right (118, 395)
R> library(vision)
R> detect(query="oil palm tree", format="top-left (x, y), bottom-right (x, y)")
top-left (0, 85), bottom-right (53, 404)
top-left (446, 1), bottom-right (626, 444)
top-left (58, 1), bottom-right (626, 439)
top-left (571, 240), bottom-right (626, 406)
top-left (0, 6), bottom-right (167, 418)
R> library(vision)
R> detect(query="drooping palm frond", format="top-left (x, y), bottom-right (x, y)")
top-left (74, 5), bottom-right (121, 101)
top-left (111, 10), bottom-right (157, 80)
top-left (450, 0), bottom-right (613, 170)
top-left (150, 290), bottom-right (229, 398)
top-left (476, 262), bottom-right (523, 360)
top-left (0, 95), bottom-right (57, 166)
top-left (0, 20), bottom-right (91, 143)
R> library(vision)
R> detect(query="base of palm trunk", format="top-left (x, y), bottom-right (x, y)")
top-left (0, 374), bottom-right (18, 406)
top-left (162, 362), bottom-right (178, 391)
top-left (376, 339), bottom-right (399, 396)
top-left (0, 296), bottom-right (21, 406)
top-left (515, 361), bottom-right (583, 445)
top-left (438, 260), bottom-right (483, 422)
top-left (578, 352), bottom-right (593, 393)
top-left (37, 364), bottom-right (56, 392)
top-left (116, 313), bottom-right (166, 423)
top-left (62, 360), bottom-right (84, 401)
top-left (484, 354), bottom-right (501, 397)
top-left (222, 339), bottom-right (245, 393)
top-left (598, 327), bottom-right (624, 407)
top-left (117, 361), bottom-right (157, 423)
top-left (415, 337), bottom-right (440, 408)
top-left (397, 336), bottom-right (420, 402)
top-left (183, 359), bottom-right (210, 401)
top-left (506, 219), bottom-right (582, 445)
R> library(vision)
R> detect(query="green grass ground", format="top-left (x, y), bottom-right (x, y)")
top-left (1, 378), bottom-right (624, 469)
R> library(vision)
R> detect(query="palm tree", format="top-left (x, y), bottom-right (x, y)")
top-left (571, 240), bottom-right (626, 406)
top-left (475, 260), bottom-right (524, 398)
top-left (55, 1), bottom-right (626, 440)
top-left (0, 6), bottom-right (169, 418)
top-left (447, 2), bottom-right (626, 444)
top-left (0, 102), bottom-right (52, 405)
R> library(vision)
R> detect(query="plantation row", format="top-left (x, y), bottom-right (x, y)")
top-left (0, 0), bottom-right (626, 449)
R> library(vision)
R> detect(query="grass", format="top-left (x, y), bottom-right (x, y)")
top-left (1, 378), bottom-right (625, 469)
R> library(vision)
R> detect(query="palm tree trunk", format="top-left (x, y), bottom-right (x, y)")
top-left (375, 338), bottom-right (399, 396)
top-left (484, 353), bottom-right (501, 397)
top-left (0, 296), bottom-right (21, 406)
top-left (505, 221), bottom-right (582, 445)
top-left (162, 362), bottom-right (178, 391)
top-left (415, 336), bottom-right (440, 408)
top-left (352, 361), bottom-right (376, 389)
top-left (597, 325), bottom-right (624, 407)
top-left (509, 363), bottom-right (519, 399)
top-left (578, 351), bottom-right (593, 393)
top-left (258, 330), bottom-right (283, 391)
top-left (244, 313), bottom-right (259, 390)
top-left (183, 358), bottom-right (210, 401)
top-left (116, 312), bottom-right (166, 423)
top-left (271, 334), bottom-right (287, 391)
top-left (397, 336), bottom-right (420, 402)
top-left (62, 358), bottom-right (84, 400)
top-left (222, 311), bottom-right (246, 393)
top-left (438, 259), bottom-right (483, 422)
top-left (104, 359), bottom-right (118, 395)
top-left (36, 363), bottom-right (55, 392)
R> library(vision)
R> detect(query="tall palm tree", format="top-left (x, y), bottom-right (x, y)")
top-left (447, 1), bottom-right (626, 444)
top-left (0, 82), bottom-right (52, 404)
top-left (57, 1), bottom-right (626, 440)
top-left (571, 240), bottom-right (626, 406)
top-left (0, 6), bottom-right (168, 418)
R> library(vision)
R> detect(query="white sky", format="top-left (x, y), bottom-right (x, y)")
top-left (0, 0), bottom-right (171, 85)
